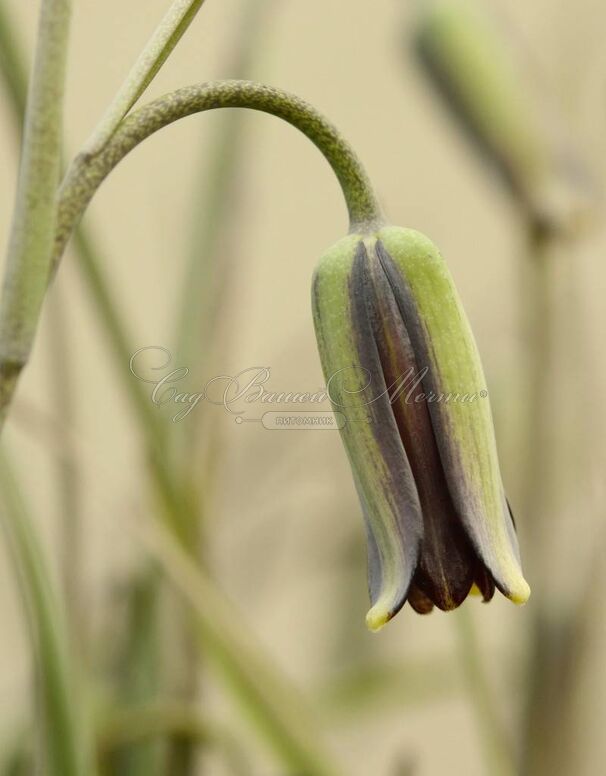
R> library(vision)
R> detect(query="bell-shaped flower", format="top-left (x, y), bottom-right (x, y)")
top-left (312, 226), bottom-right (530, 631)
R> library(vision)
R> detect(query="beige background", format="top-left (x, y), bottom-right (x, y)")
top-left (0, 1), bottom-right (605, 774)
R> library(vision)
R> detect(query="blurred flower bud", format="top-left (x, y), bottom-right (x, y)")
top-left (413, 0), bottom-right (595, 234)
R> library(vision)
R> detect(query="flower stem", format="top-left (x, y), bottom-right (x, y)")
top-left (54, 79), bottom-right (384, 271)
top-left (0, 0), bottom-right (71, 428)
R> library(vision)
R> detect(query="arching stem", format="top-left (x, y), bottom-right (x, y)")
top-left (53, 79), bottom-right (384, 272)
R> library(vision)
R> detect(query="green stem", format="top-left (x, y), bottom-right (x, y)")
top-left (518, 225), bottom-right (559, 581)
top-left (47, 292), bottom-right (84, 647)
top-left (173, 1), bottom-right (275, 382)
top-left (54, 79), bottom-right (384, 271)
top-left (0, 447), bottom-right (90, 776)
top-left (168, 10), bottom-right (276, 771)
top-left (83, 0), bottom-right (208, 155)
top-left (454, 607), bottom-right (515, 776)
top-left (0, 0), bottom-right (71, 427)
top-left (140, 517), bottom-right (344, 776)
top-left (110, 567), bottom-right (164, 776)
top-left (74, 229), bottom-right (197, 544)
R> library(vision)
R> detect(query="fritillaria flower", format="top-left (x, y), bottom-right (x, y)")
top-left (312, 226), bottom-right (530, 631)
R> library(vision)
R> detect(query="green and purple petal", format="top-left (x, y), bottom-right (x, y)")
top-left (377, 226), bottom-right (530, 605)
top-left (312, 236), bottom-right (423, 631)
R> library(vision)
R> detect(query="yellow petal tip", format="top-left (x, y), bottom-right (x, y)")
top-left (508, 578), bottom-right (531, 605)
top-left (365, 605), bottom-right (391, 633)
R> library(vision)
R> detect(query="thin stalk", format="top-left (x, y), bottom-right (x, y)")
top-left (109, 568), bottom-right (164, 776)
top-left (83, 0), bottom-right (208, 155)
top-left (516, 227), bottom-right (561, 776)
top-left (74, 231), bottom-right (198, 545)
top-left (138, 516), bottom-right (344, 776)
top-left (516, 224), bottom-right (592, 776)
top-left (454, 607), bottom-right (515, 776)
top-left (54, 80), bottom-right (384, 271)
top-left (47, 292), bottom-right (84, 646)
top-left (0, 447), bottom-right (90, 776)
top-left (518, 226), bottom-right (559, 569)
top-left (173, 0), bottom-right (275, 371)
top-left (167, 5), bottom-right (275, 770)
top-left (0, 0), bottom-right (72, 428)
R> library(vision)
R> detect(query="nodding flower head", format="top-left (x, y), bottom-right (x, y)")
top-left (312, 226), bottom-right (529, 631)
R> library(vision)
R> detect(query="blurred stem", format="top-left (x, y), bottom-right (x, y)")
top-left (0, 0), bottom-right (71, 429)
top-left (173, 0), bottom-right (274, 373)
top-left (517, 224), bottom-right (589, 776)
top-left (454, 607), bottom-right (515, 776)
top-left (83, 0), bottom-right (208, 155)
top-left (140, 516), bottom-right (344, 776)
top-left (109, 567), bottom-right (164, 776)
top-left (168, 5), bottom-right (275, 769)
top-left (98, 702), bottom-right (251, 776)
top-left (0, 447), bottom-right (91, 776)
top-left (518, 538), bottom-right (606, 776)
top-left (0, 15), bottom-right (343, 776)
top-left (48, 293), bottom-right (84, 647)
top-left (519, 225), bottom-right (560, 578)
top-left (72, 229), bottom-right (200, 545)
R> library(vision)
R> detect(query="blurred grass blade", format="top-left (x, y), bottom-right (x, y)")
top-left (0, 447), bottom-right (91, 776)
top-left (48, 294), bottom-right (85, 648)
top-left (107, 568), bottom-right (164, 776)
top-left (173, 0), bottom-right (275, 372)
top-left (84, 0), bottom-right (208, 155)
top-left (139, 517), bottom-right (344, 776)
top-left (168, 4), bottom-right (277, 770)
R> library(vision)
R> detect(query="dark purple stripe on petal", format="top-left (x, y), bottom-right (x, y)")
top-left (375, 240), bottom-right (523, 601)
top-left (369, 244), bottom-right (476, 610)
top-left (347, 242), bottom-right (423, 617)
